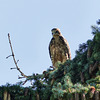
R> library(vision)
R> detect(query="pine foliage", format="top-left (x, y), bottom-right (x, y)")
top-left (0, 20), bottom-right (100, 100)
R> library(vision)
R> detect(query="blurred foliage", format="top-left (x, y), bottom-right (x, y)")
top-left (0, 83), bottom-right (36, 100)
top-left (0, 20), bottom-right (100, 100)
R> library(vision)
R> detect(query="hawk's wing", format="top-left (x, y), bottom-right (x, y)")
top-left (59, 36), bottom-right (71, 59)
top-left (49, 37), bottom-right (55, 59)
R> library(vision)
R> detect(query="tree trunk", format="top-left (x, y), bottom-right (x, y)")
top-left (75, 93), bottom-right (79, 100)
top-left (81, 93), bottom-right (86, 100)
top-left (4, 91), bottom-right (7, 100)
top-left (95, 91), bottom-right (99, 100)
top-left (4, 91), bottom-right (11, 100)
top-left (36, 93), bottom-right (39, 100)
top-left (7, 93), bottom-right (10, 100)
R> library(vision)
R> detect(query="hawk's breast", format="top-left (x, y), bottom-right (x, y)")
top-left (50, 36), bottom-right (68, 66)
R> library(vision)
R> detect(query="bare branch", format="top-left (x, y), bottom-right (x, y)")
top-left (22, 80), bottom-right (28, 85)
top-left (18, 76), bottom-right (25, 79)
top-left (7, 33), bottom-right (28, 78)
top-left (17, 60), bottom-right (19, 63)
top-left (10, 67), bottom-right (17, 70)
top-left (6, 55), bottom-right (13, 59)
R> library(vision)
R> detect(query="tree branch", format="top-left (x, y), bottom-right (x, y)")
top-left (7, 33), bottom-right (28, 79)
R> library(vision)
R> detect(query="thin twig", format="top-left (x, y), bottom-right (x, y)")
top-left (22, 79), bottom-right (28, 85)
top-left (7, 33), bottom-right (28, 78)
top-left (18, 76), bottom-right (26, 79)
top-left (6, 55), bottom-right (13, 59)
top-left (10, 67), bottom-right (17, 70)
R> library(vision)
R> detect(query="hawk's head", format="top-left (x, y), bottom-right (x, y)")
top-left (51, 28), bottom-right (61, 37)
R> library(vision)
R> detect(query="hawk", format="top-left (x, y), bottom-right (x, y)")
top-left (49, 28), bottom-right (71, 68)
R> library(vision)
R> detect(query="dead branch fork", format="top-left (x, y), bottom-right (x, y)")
top-left (6, 33), bottom-right (30, 85)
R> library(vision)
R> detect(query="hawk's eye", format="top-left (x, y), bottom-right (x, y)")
top-left (55, 31), bottom-right (58, 33)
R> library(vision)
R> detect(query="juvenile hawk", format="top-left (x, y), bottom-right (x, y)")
top-left (49, 28), bottom-right (71, 68)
